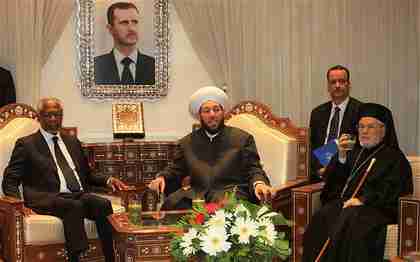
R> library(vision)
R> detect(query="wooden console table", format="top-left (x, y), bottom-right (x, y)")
top-left (82, 140), bottom-right (177, 186)
top-left (82, 140), bottom-right (177, 210)
top-left (109, 210), bottom-right (189, 262)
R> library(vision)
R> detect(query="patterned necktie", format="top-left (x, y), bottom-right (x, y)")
top-left (52, 136), bottom-right (81, 192)
top-left (327, 107), bottom-right (341, 142)
top-left (121, 57), bottom-right (134, 84)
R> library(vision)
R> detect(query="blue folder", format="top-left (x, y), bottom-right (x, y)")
top-left (313, 139), bottom-right (338, 167)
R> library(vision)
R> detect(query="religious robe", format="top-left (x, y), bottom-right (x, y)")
top-left (158, 125), bottom-right (270, 208)
top-left (302, 142), bottom-right (413, 262)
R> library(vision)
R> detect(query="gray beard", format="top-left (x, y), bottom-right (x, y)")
top-left (360, 140), bottom-right (381, 149)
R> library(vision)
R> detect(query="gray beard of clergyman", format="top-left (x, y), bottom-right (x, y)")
top-left (360, 132), bottom-right (386, 149)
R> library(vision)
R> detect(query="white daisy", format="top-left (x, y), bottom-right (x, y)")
top-left (182, 246), bottom-right (197, 257)
top-left (180, 228), bottom-right (199, 256)
top-left (206, 210), bottom-right (228, 230)
top-left (182, 228), bottom-right (199, 243)
top-left (258, 220), bottom-right (277, 245)
top-left (231, 217), bottom-right (258, 244)
top-left (200, 227), bottom-right (231, 256)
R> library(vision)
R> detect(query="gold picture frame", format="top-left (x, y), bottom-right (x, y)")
top-left (112, 102), bottom-right (145, 139)
top-left (76, 0), bottom-right (170, 100)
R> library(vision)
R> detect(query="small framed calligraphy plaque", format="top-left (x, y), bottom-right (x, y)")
top-left (112, 103), bottom-right (145, 139)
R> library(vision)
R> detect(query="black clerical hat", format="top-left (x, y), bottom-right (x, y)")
top-left (357, 103), bottom-right (399, 148)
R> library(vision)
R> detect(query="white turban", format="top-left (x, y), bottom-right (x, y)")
top-left (189, 86), bottom-right (229, 120)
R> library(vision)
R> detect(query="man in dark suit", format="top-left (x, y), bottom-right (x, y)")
top-left (148, 86), bottom-right (275, 208)
top-left (309, 65), bottom-right (362, 181)
top-left (95, 2), bottom-right (155, 85)
top-left (0, 66), bottom-right (16, 107)
top-left (2, 97), bottom-right (128, 262)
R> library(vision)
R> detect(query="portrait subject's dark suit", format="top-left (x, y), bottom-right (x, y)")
top-left (0, 67), bottom-right (16, 108)
top-left (94, 50), bottom-right (155, 85)
top-left (2, 131), bottom-right (115, 260)
top-left (309, 97), bottom-right (363, 181)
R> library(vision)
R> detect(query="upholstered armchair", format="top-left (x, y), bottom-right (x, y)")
top-left (291, 155), bottom-right (420, 261)
top-left (0, 103), bottom-right (126, 262)
top-left (168, 101), bottom-right (310, 218)
top-left (224, 101), bottom-right (310, 217)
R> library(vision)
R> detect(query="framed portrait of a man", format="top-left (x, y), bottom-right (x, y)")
top-left (77, 0), bottom-right (169, 100)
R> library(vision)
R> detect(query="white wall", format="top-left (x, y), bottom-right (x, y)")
top-left (41, 5), bottom-right (213, 141)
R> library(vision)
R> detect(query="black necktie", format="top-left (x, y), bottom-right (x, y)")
top-left (327, 107), bottom-right (340, 142)
top-left (121, 57), bottom-right (134, 84)
top-left (52, 136), bottom-right (81, 192)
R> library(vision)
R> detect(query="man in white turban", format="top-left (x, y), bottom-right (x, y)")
top-left (149, 86), bottom-right (274, 208)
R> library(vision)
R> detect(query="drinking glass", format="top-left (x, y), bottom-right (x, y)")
top-left (128, 196), bottom-right (142, 225)
top-left (342, 134), bottom-right (356, 151)
top-left (192, 191), bottom-right (205, 210)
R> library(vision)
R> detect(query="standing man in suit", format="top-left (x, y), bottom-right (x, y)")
top-left (2, 97), bottom-right (128, 262)
top-left (0, 66), bottom-right (16, 107)
top-left (95, 2), bottom-right (155, 85)
top-left (309, 65), bottom-right (362, 181)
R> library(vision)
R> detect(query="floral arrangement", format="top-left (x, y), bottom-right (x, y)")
top-left (170, 192), bottom-right (290, 262)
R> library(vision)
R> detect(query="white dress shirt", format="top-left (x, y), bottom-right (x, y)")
top-left (113, 48), bottom-right (138, 81)
top-left (324, 97), bottom-right (350, 145)
top-left (40, 128), bottom-right (83, 192)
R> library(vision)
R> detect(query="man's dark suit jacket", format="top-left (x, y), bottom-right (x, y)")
top-left (309, 97), bottom-right (363, 181)
top-left (2, 131), bottom-right (109, 209)
top-left (0, 67), bottom-right (16, 108)
top-left (94, 50), bottom-right (155, 85)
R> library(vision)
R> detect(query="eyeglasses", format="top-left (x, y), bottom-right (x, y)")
top-left (41, 112), bottom-right (63, 118)
top-left (357, 123), bottom-right (384, 131)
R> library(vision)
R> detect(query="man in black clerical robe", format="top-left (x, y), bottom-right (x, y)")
top-left (302, 103), bottom-right (413, 262)
top-left (148, 86), bottom-right (275, 208)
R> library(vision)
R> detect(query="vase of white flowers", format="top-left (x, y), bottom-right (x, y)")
top-left (170, 192), bottom-right (290, 262)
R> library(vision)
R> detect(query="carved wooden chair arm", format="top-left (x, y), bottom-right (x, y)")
top-left (0, 196), bottom-right (37, 216)
top-left (291, 181), bottom-right (325, 194)
top-left (0, 196), bottom-right (26, 261)
top-left (272, 178), bottom-right (309, 195)
top-left (0, 196), bottom-right (24, 210)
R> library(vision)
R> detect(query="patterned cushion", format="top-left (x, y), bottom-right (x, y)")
top-left (24, 203), bottom-right (124, 245)
top-left (226, 113), bottom-right (297, 187)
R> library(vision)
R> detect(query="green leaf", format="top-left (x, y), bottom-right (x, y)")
top-left (271, 212), bottom-right (291, 227)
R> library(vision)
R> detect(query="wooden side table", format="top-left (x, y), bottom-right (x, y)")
top-left (109, 210), bottom-right (189, 262)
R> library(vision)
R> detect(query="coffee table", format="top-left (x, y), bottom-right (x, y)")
top-left (109, 210), bottom-right (190, 262)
